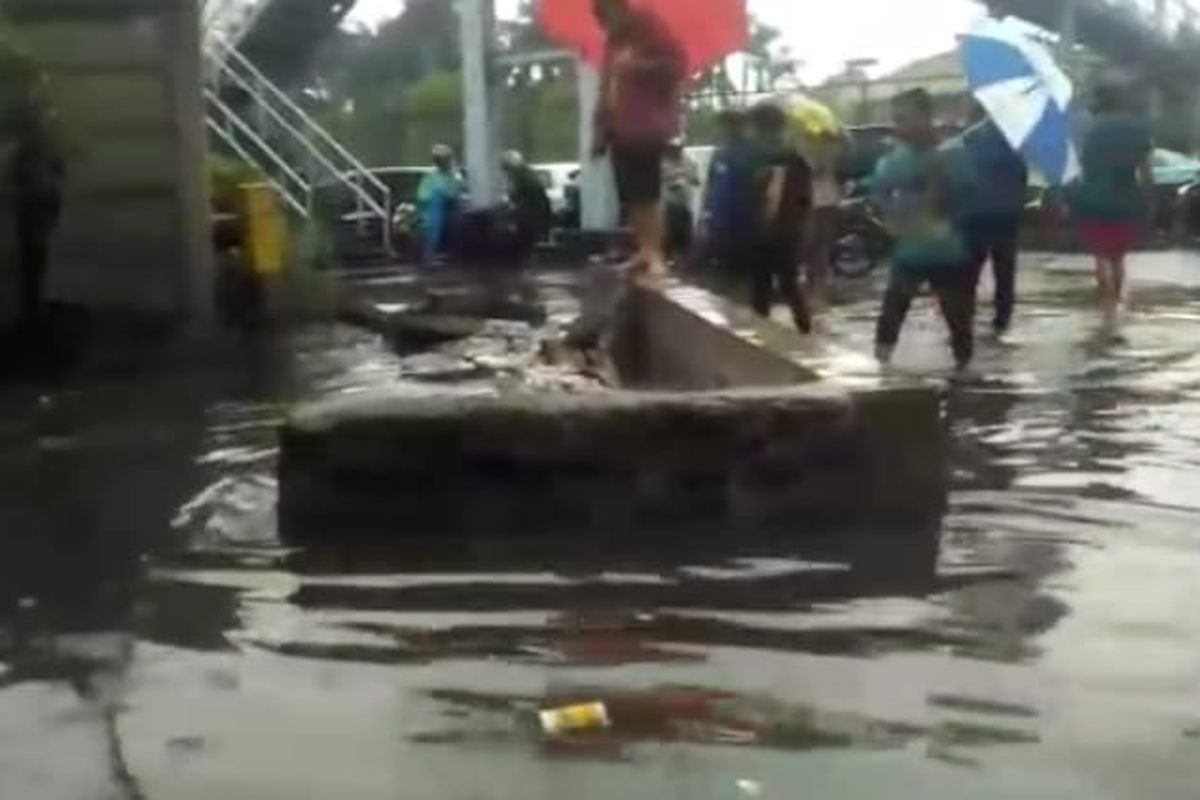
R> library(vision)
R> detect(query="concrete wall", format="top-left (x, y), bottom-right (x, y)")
top-left (613, 285), bottom-right (818, 390)
top-left (6, 0), bottom-right (212, 320)
top-left (278, 283), bottom-right (947, 543)
top-left (279, 385), bottom-right (946, 544)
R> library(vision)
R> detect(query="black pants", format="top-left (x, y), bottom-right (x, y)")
top-left (965, 213), bottom-right (1020, 332)
top-left (15, 197), bottom-right (60, 320)
top-left (611, 142), bottom-right (664, 209)
top-left (665, 202), bottom-right (693, 259)
top-left (750, 238), bottom-right (810, 334)
top-left (875, 263), bottom-right (975, 367)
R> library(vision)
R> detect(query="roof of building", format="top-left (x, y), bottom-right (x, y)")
top-left (884, 50), bottom-right (963, 82)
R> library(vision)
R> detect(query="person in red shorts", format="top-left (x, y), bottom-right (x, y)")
top-left (592, 0), bottom-right (686, 282)
top-left (1068, 80), bottom-right (1155, 326)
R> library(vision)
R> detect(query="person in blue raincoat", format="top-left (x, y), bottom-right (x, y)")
top-left (700, 108), bottom-right (754, 279)
top-left (417, 144), bottom-right (464, 265)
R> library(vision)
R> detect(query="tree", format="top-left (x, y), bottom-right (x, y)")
top-left (305, 4), bottom-right (799, 165)
top-left (742, 19), bottom-right (803, 94)
top-left (309, 0), bottom-right (460, 109)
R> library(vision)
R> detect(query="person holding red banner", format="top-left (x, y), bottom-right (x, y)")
top-left (591, 0), bottom-right (686, 282)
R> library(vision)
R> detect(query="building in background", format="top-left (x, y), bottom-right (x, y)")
top-left (813, 51), bottom-right (969, 127)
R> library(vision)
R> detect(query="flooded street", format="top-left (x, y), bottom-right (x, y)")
top-left (3, 253), bottom-right (1200, 799)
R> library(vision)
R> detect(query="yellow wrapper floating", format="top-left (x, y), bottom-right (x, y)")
top-left (538, 702), bottom-right (611, 735)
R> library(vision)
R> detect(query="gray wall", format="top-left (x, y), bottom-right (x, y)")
top-left (612, 285), bottom-right (818, 390)
top-left (7, 0), bottom-right (212, 321)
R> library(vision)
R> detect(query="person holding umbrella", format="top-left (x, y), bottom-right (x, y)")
top-left (960, 99), bottom-right (1028, 340)
top-left (591, 0), bottom-right (686, 282)
top-left (960, 17), bottom-right (1084, 329)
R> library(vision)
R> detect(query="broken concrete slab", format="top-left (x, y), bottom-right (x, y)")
top-left (279, 279), bottom-right (947, 542)
top-left (279, 383), bottom-right (943, 542)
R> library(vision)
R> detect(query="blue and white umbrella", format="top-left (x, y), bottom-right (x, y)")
top-left (960, 17), bottom-right (1080, 185)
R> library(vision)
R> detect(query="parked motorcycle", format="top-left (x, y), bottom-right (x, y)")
top-left (831, 195), bottom-right (892, 279)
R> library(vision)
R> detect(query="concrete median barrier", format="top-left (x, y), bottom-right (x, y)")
top-left (279, 279), bottom-right (947, 542)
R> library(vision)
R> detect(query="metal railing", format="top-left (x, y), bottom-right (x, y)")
top-left (205, 88), bottom-right (311, 218)
top-left (203, 33), bottom-right (393, 252)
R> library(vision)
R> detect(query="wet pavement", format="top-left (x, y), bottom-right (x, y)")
top-left (3, 252), bottom-right (1200, 798)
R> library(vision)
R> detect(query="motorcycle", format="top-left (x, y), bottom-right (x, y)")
top-left (831, 195), bottom-right (892, 279)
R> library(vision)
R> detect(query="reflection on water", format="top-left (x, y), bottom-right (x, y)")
top-left (3, 260), bottom-right (1200, 797)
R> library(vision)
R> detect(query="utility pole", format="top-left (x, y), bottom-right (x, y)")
top-left (845, 58), bottom-right (877, 124)
top-left (1058, 0), bottom-right (1078, 76)
top-left (577, 60), bottom-right (618, 230)
top-left (458, 0), bottom-right (501, 208)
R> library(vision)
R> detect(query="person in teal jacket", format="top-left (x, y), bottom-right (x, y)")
top-left (417, 144), bottom-right (464, 265)
top-left (871, 89), bottom-right (977, 370)
top-left (1066, 80), bottom-right (1154, 323)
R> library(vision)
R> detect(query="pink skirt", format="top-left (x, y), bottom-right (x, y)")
top-left (1078, 221), bottom-right (1139, 260)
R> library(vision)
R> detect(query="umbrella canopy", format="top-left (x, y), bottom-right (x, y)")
top-left (536, 0), bottom-right (748, 74)
top-left (960, 16), bottom-right (1080, 185)
top-left (784, 94), bottom-right (841, 138)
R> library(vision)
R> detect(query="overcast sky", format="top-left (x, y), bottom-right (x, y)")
top-left (345, 0), bottom-right (989, 80)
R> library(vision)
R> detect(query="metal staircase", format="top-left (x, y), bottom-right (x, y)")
top-left (200, 0), bottom-right (392, 253)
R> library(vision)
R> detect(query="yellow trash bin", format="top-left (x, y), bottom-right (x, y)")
top-left (238, 182), bottom-right (288, 278)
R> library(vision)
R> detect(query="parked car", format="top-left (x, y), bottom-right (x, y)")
top-left (532, 162), bottom-right (579, 215)
top-left (313, 167), bottom-right (430, 264)
top-left (1151, 148), bottom-right (1200, 187)
top-left (1149, 149), bottom-right (1200, 236)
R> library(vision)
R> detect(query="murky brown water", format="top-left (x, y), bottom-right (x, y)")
top-left (3, 255), bottom-right (1200, 799)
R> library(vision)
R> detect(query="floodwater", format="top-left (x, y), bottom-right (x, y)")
top-left (3, 253), bottom-right (1200, 799)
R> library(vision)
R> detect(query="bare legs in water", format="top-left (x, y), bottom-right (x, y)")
top-left (1094, 253), bottom-right (1126, 325)
top-left (626, 201), bottom-right (668, 283)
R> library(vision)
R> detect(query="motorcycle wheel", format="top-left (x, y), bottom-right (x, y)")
top-left (831, 229), bottom-right (881, 279)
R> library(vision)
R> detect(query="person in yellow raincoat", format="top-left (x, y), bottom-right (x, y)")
top-left (785, 96), bottom-right (846, 314)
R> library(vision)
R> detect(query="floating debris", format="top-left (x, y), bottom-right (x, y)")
top-left (539, 702), bottom-right (611, 736)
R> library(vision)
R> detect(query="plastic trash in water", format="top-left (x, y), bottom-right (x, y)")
top-left (538, 701), bottom-right (611, 736)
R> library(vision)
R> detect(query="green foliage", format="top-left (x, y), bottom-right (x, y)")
top-left (303, 5), bottom-right (791, 166)
top-left (313, 0), bottom-right (460, 108)
top-left (403, 70), bottom-right (465, 162)
top-left (0, 19), bottom-right (36, 139)
top-left (0, 19), bottom-right (69, 173)
top-left (0, 18), bottom-right (35, 83)
top-left (307, 0), bottom-right (582, 166)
